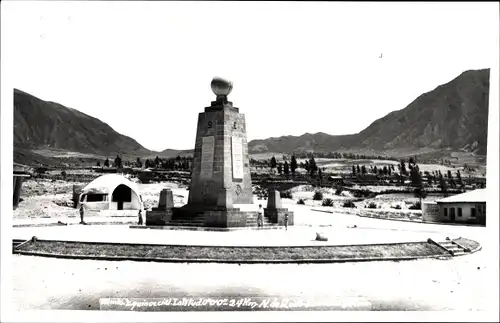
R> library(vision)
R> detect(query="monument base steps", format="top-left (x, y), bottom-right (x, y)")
top-left (146, 206), bottom-right (290, 228)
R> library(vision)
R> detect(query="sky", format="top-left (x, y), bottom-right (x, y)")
top-left (2, 2), bottom-right (498, 151)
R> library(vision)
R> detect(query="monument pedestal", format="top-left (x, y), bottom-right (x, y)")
top-left (264, 190), bottom-right (294, 226)
top-left (146, 188), bottom-right (174, 225)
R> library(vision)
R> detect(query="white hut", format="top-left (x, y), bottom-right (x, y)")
top-left (423, 189), bottom-right (486, 225)
top-left (79, 174), bottom-right (144, 215)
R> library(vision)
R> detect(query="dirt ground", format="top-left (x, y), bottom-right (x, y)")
top-left (9, 178), bottom-right (498, 315)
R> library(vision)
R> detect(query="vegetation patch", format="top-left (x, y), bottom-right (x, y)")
top-left (313, 191), bottom-right (324, 201)
top-left (15, 240), bottom-right (450, 262)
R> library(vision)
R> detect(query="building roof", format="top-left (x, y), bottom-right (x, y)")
top-left (82, 174), bottom-right (141, 195)
top-left (436, 189), bottom-right (487, 204)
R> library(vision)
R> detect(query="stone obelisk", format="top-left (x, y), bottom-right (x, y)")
top-left (187, 77), bottom-right (253, 209)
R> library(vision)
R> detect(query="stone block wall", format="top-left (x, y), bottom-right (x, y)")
top-left (146, 209), bottom-right (173, 226)
top-left (188, 105), bottom-right (253, 208)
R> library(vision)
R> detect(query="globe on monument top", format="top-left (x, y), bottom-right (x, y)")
top-left (211, 77), bottom-right (233, 97)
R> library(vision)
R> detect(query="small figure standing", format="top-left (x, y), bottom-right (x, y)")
top-left (284, 213), bottom-right (288, 231)
top-left (138, 209), bottom-right (143, 225)
top-left (257, 204), bottom-right (264, 228)
top-left (79, 204), bottom-right (85, 224)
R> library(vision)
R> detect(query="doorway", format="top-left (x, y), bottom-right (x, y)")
top-left (450, 207), bottom-right (456, 222)
top-left (112, 184), bottom-right (132, 210)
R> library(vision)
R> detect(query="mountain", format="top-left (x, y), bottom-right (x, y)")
top-left (160, 148), bottom-right (194, 158)
top-left (248, 68), bottom-right (490, 157)
top-left (14, 89), bottom-right (154, 158)
top-left (13, 68), bottom-right (490, 166)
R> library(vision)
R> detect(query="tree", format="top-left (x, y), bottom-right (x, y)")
top-left (410, 164), bottom-right (422, 188)
top-left (104, 158), bottom-right (110, 167)
top-left (155, 156), bottom-right (160, 167)
top-left (400, 160), bottom-right (407, 176)
top-left (447, 170), bottom-right (456, 188)
top-left (352, 165), bottom-right (356, 176)
top-left (96, 161), bottom-right (101, 167)
top-left (373, 166), bottom-right (378, 174)
top-left (383, 166), bottom-right (388, 176)
top-left (409, 157), bottom-right (415, 166)
top-left (413, 185), bottom-right (428, 206)
top-left (113, 155), bottom-right (122, 168)
top-left (361, 165), bottom-right (367, 175)
top-left (290, 155), bottom-right (297, 175)
top-left (356, 165), bottom-right (361, 174)
top-left (136, 157), bottom-right (142, 168)
top-left (270, 156), bottom-right (277, 170)
top-left (284, 161), bottom-right (290, 176)
top-left (277, 164), bottom-right (283, 175)
top-left (318, 168), bottom-right (323, 185)
top-left (439, 172), bottom-right (448, 195)
top-left (309, 155), bottom-right (317, 176)
top-left (456, 170), bottom-right (463, 187)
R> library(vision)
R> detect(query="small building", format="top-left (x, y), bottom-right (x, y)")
top-left (79, 174), bottom-right (144, 213)
top-left (328, 175), bottom-right (344, 186)
top-left (423, 189), bottom-right (486, 225)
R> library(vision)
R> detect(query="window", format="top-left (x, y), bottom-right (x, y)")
top-left (444, 208), bottom-right (448, 217)
top-left (208, 121), bottom-right (212, 128)
top-left (457, 207), bottom-right (462, 217)
top-left (471, 207), bottom-right (476, 218)
top-left (86, 194), bottom-right (107, 202)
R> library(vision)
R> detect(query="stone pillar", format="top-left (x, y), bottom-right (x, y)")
top-left (186, 77), bottom-right (253, 208)
top-left (267, 190), bottom-right (282, 209)
top-left (13, 176), bottom-right (24, 209)
top-left (72, 184), bottom-right (84, 209)
top-left (264, 189), bottom-right (294, 226)
top-left (154, 189), bottom-right (174, 210)
top-left (146, 189), bottom-right (175, 225)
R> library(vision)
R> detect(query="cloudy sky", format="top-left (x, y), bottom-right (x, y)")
top-left (2, 2), bottom-right (498, 151)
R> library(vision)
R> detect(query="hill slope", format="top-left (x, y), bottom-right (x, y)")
top-left (14, 89), bottom-right (153, 157)
top-left (248, 68), bottom-right (490, 157)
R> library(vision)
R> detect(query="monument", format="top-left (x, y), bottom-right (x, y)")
top-left (145, 77), bottom-right (293, 228)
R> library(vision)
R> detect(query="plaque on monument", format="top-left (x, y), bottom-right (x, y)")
top-left (231, 136), bottom-right (244, 179)
top-left (200, 136), bottom-right (214, 179)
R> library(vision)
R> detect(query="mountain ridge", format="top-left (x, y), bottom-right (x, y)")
top-left (13, 68), bottom-right (489, 166)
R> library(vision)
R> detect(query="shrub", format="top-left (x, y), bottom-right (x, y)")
top-left (322, 198), bottom-right (334, 207)
top-left (343, 200), bottom-right (356, 208)
top-left (392, 204), bottom-right (402, 210)
top-left (280, 190), bottom-right (293, 199)
top-left (61, 170), bottom-right (67, 178)
top-left (409, 201), bottom-right (421, 210)
top-left (313, 191), bottom-right (324, 201)
top-left (367, 202), bottom-right (378, 209)
top-left (335, 187), bottom-right (342, 196)
top-left (297, 199), bottom-right (305, 205)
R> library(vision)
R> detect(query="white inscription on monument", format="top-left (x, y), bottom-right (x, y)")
top-left (200, 136), bottom-right (215, 179)
top-left (231, 136), bottom-right (244, 179)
